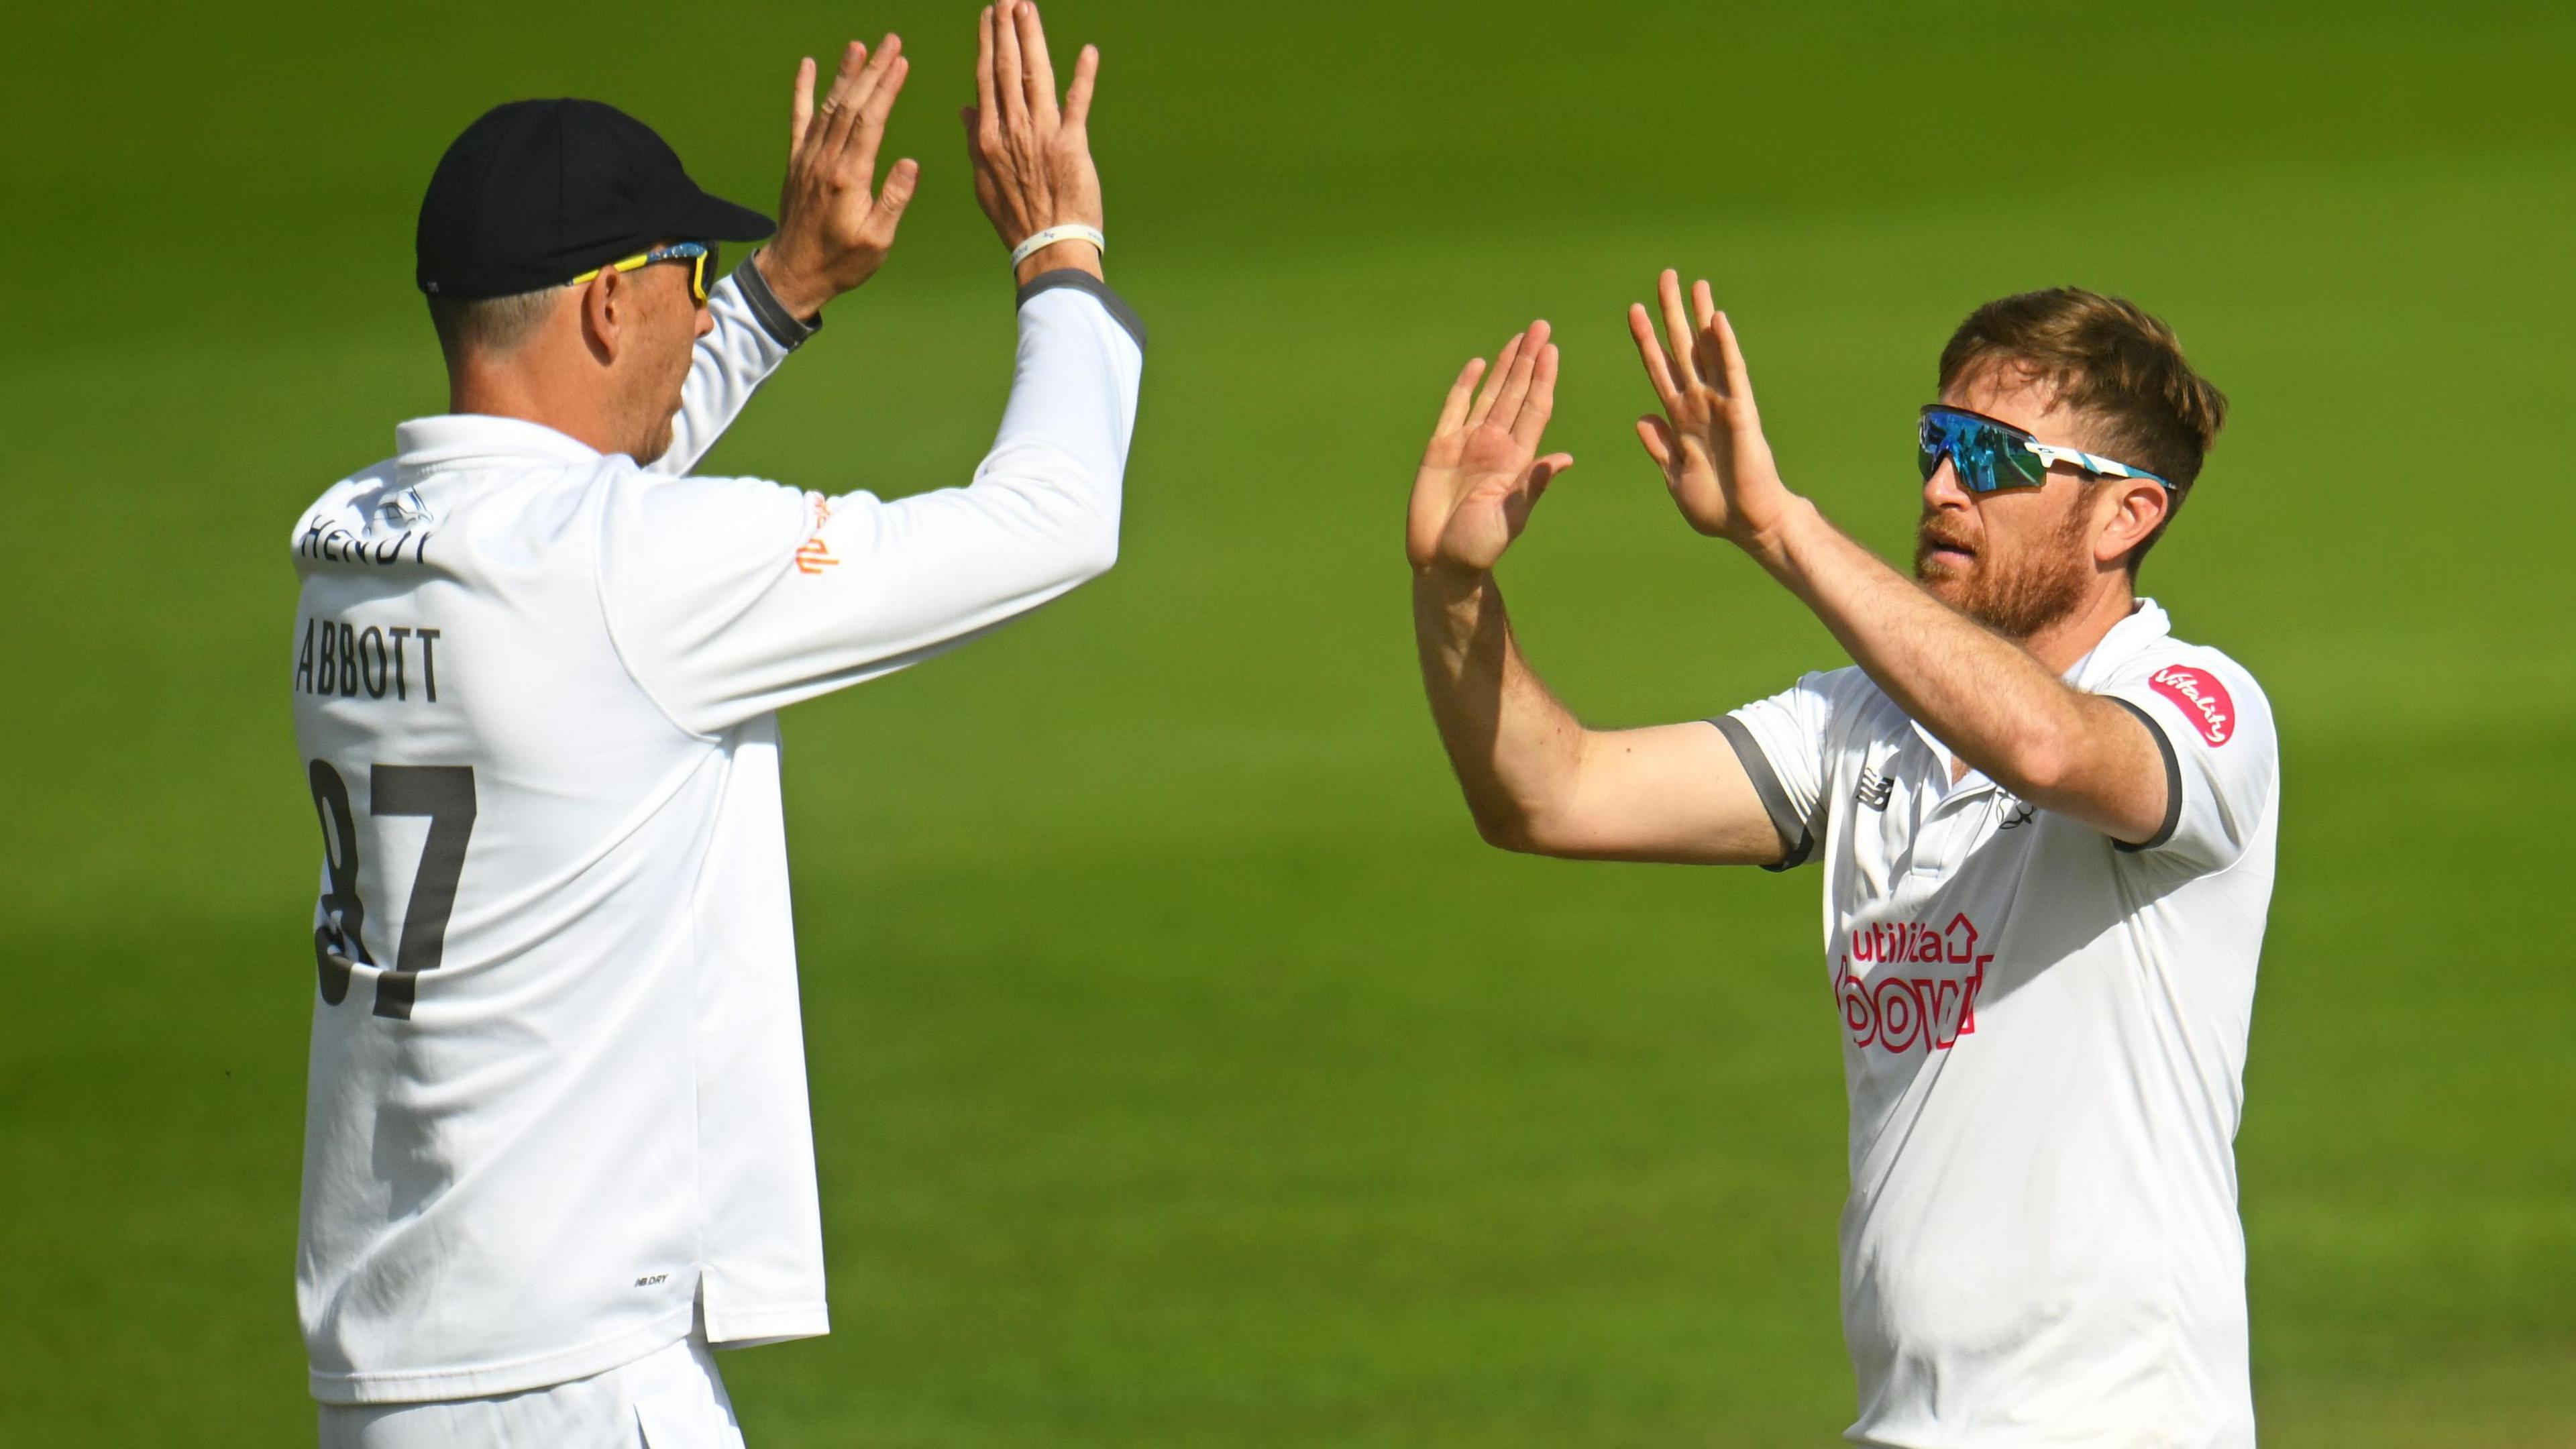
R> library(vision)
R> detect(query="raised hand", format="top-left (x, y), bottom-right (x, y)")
top-left (1407, 321), bottom-right (1574, 576)
top-left (963, 0), bottom-right (1106, 283)
top-left (1628, 270), bottom-right (1794, 551)
top-left (758, 36), bottom-right (919, 320)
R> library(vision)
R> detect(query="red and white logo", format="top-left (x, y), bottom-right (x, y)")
top-left (1834, 913), bottom-right (1992, 1055)
top-left (2149, 665), bottom-right (2235, 747)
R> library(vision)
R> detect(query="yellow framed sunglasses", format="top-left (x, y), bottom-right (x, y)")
top-left (569, 241), bottom-right (716, 305)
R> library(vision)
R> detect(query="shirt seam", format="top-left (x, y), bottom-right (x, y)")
top-left (590, 470), bottom-right (726, 745)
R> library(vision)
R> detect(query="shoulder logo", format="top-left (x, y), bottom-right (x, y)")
top-left (794, 492), bottom-right (840, 576)
top-left (2149, 665), bottom-right (2235, 747)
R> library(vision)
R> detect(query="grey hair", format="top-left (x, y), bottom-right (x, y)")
top-left (427, 285), bottom-right (570, 363)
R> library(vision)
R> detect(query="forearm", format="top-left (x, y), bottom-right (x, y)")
top-left (1757, 499), bottom-right (2103, 797)
top-left (1411, 566), bottom-right (1592, 848)
top-left (976, 278), bottom-right (1143, 561)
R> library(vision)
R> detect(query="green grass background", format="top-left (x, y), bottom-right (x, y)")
top-left (5, 0), bottom-right (2573, 1443)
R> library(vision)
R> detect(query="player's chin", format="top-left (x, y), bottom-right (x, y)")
top-left (635, 418), bottom-right (678, 468)
top-left (1913, 547), bottom-right (1976, 591)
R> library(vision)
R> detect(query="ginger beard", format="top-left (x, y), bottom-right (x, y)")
top-left (1913, 492), bottom-right (2096, 641)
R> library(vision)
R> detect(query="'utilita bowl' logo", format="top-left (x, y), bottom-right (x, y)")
top-left (1834, 914), bottom-right (1991, 1055)
top-left (2149, 665), bottom-right (2235, 747)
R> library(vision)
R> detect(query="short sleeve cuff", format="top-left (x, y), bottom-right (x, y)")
top-left (2107, 697), bottom-right (2184, 853)
top-left (1714, 714), bottom-right (1816, 871)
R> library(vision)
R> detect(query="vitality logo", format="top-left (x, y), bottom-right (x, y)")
top-left (1833, 912), bottom-right (1992, 1055)
top-left (2149, 665), bottom-right (2235, 747)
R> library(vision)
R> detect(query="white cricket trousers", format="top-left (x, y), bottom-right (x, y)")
top-left (316, 1328), bottom-right (746, 1448)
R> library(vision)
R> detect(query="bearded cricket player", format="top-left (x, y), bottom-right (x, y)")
top-left (287, 5), bottom-right (1141, 1444)
top-left (1407, 276), bottom-right (2273, 1446)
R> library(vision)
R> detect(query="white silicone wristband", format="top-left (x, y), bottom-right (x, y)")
top-left (1010, 225), bottom-right (1106, 270)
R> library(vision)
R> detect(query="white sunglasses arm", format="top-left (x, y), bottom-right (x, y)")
top-left (2028, 442), bottom-right (2169, 488)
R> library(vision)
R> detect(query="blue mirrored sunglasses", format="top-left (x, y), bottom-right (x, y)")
top-left (1918, 405), bottom-right (2171, 494)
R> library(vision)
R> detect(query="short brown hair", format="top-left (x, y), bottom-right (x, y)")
top-left (427, 286), bottom-right (566, 368)
top-left (1937, 287), bottom-right (2227, 571)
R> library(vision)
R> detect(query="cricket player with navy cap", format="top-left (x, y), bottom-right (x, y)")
top-left (289, 5), bottom-right (1140, 1444)
top-left (1406, 277), bottom-right (2274, 1446)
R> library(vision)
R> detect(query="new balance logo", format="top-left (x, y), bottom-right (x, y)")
top-left (1856, 766), bottom-right (1894, 810)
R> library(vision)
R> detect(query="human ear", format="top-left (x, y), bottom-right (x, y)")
top-left (2097, 479), bottom-right (2169, 565)
top-left (582, 269), bottom-right (622, 364)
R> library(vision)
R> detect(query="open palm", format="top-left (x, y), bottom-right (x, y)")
top-left (1628, 270), bottom-right (1791, 547)
top-left (1407, 321), bottom-right (1574, 574)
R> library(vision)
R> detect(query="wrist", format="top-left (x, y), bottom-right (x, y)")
top-left (1012, 236), bottom-right (1104, 288)
top-left (1412, 559), bottom-right (1493, 606)
top-left (751, 246), bottom-right (833, 323)
top-left (1739, 495), bottom-right (1822, 578)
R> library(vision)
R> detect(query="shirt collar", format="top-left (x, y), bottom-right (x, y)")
top-left (2067, 597), bottom-right (2173, 689)
top-left (394, 414), bottom-right (603, 476)
top-left (1907, 598), bottom-right (2175, 794)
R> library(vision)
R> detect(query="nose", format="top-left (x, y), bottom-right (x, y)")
top-left (1922, 456), bottom-right (1973, 513)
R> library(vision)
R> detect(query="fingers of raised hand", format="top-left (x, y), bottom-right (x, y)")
top-left (1508, 341), bottom-right (1560, 450)
top-left (975, 7), bottom-right (999, 121)
top-left (1526, 452), bottom-right (1575, 497)
top-left (814, 41), bottom-right (868, 144)
top-left (993, 0), bottom-right (1029, 125)
top-left (1064, 44), bottom-right (1099, 128)
top-left (847, 54), bottom-right (908, 176)
top-left (1434, 357), bottom-right (1489, 437)
top-left (1628, 303), bottom-right (1680, 409)
top-left (1688, 279), bottom-right (1723, 390)
top-left (791, 56), bottom-right (818, 151)
top-left (1013, 0), bottom-right (1059, 124)
top-left (858, 48), bottom-right (907, 127)
top-left (1464, 332), bottom-right (1525, 429)
top-left (1635, 415), bottom-right (1678, 471)
top-left (1656, 270), bottom-right (1701, 389)
top-left (1503, 454), bottom-right (1573, 533)
top-left (828, 37), bottom-right (901, 148)
top-left (1712, 309), bottom-right (1754, 398)
top-left (1487, 323), bottom-right (1546, 431)
top-left (860, 157), bottom-right (920, 246)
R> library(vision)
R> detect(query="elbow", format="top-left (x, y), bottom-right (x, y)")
top-left (1019, 498), bottom-right (1118, 592)
top-left (986, 444), bottom-right (1124, 587)
top-left (1467, 797), bottom-right (1565, 856)
top-left (1053, 484), bottom-right (1121, 585)
top-left (1471, 808), bottom-right (1536, 854)
top-left (2006, 722), bottom-right (2081, 798)
top-left (1070, 519), bottom-right (1120, 583)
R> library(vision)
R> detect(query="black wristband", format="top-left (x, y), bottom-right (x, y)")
top-left (732, 255), bottom-right (822, 350)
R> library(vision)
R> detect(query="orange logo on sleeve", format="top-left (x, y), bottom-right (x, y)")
top-left (794, 494), bottom-right (839, 575)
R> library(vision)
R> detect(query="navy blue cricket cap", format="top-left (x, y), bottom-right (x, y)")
top-left (417, 99), bottom-right (775, 300)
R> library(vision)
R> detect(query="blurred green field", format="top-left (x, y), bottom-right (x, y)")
top-left (5, 1), bottom-right (2575, 1444)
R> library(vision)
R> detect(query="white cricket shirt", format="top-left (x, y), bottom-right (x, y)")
top-left (288, 266), bottom-right (1144, 1404)
top-left (1719, 600), bottom-right (2277, 1448)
